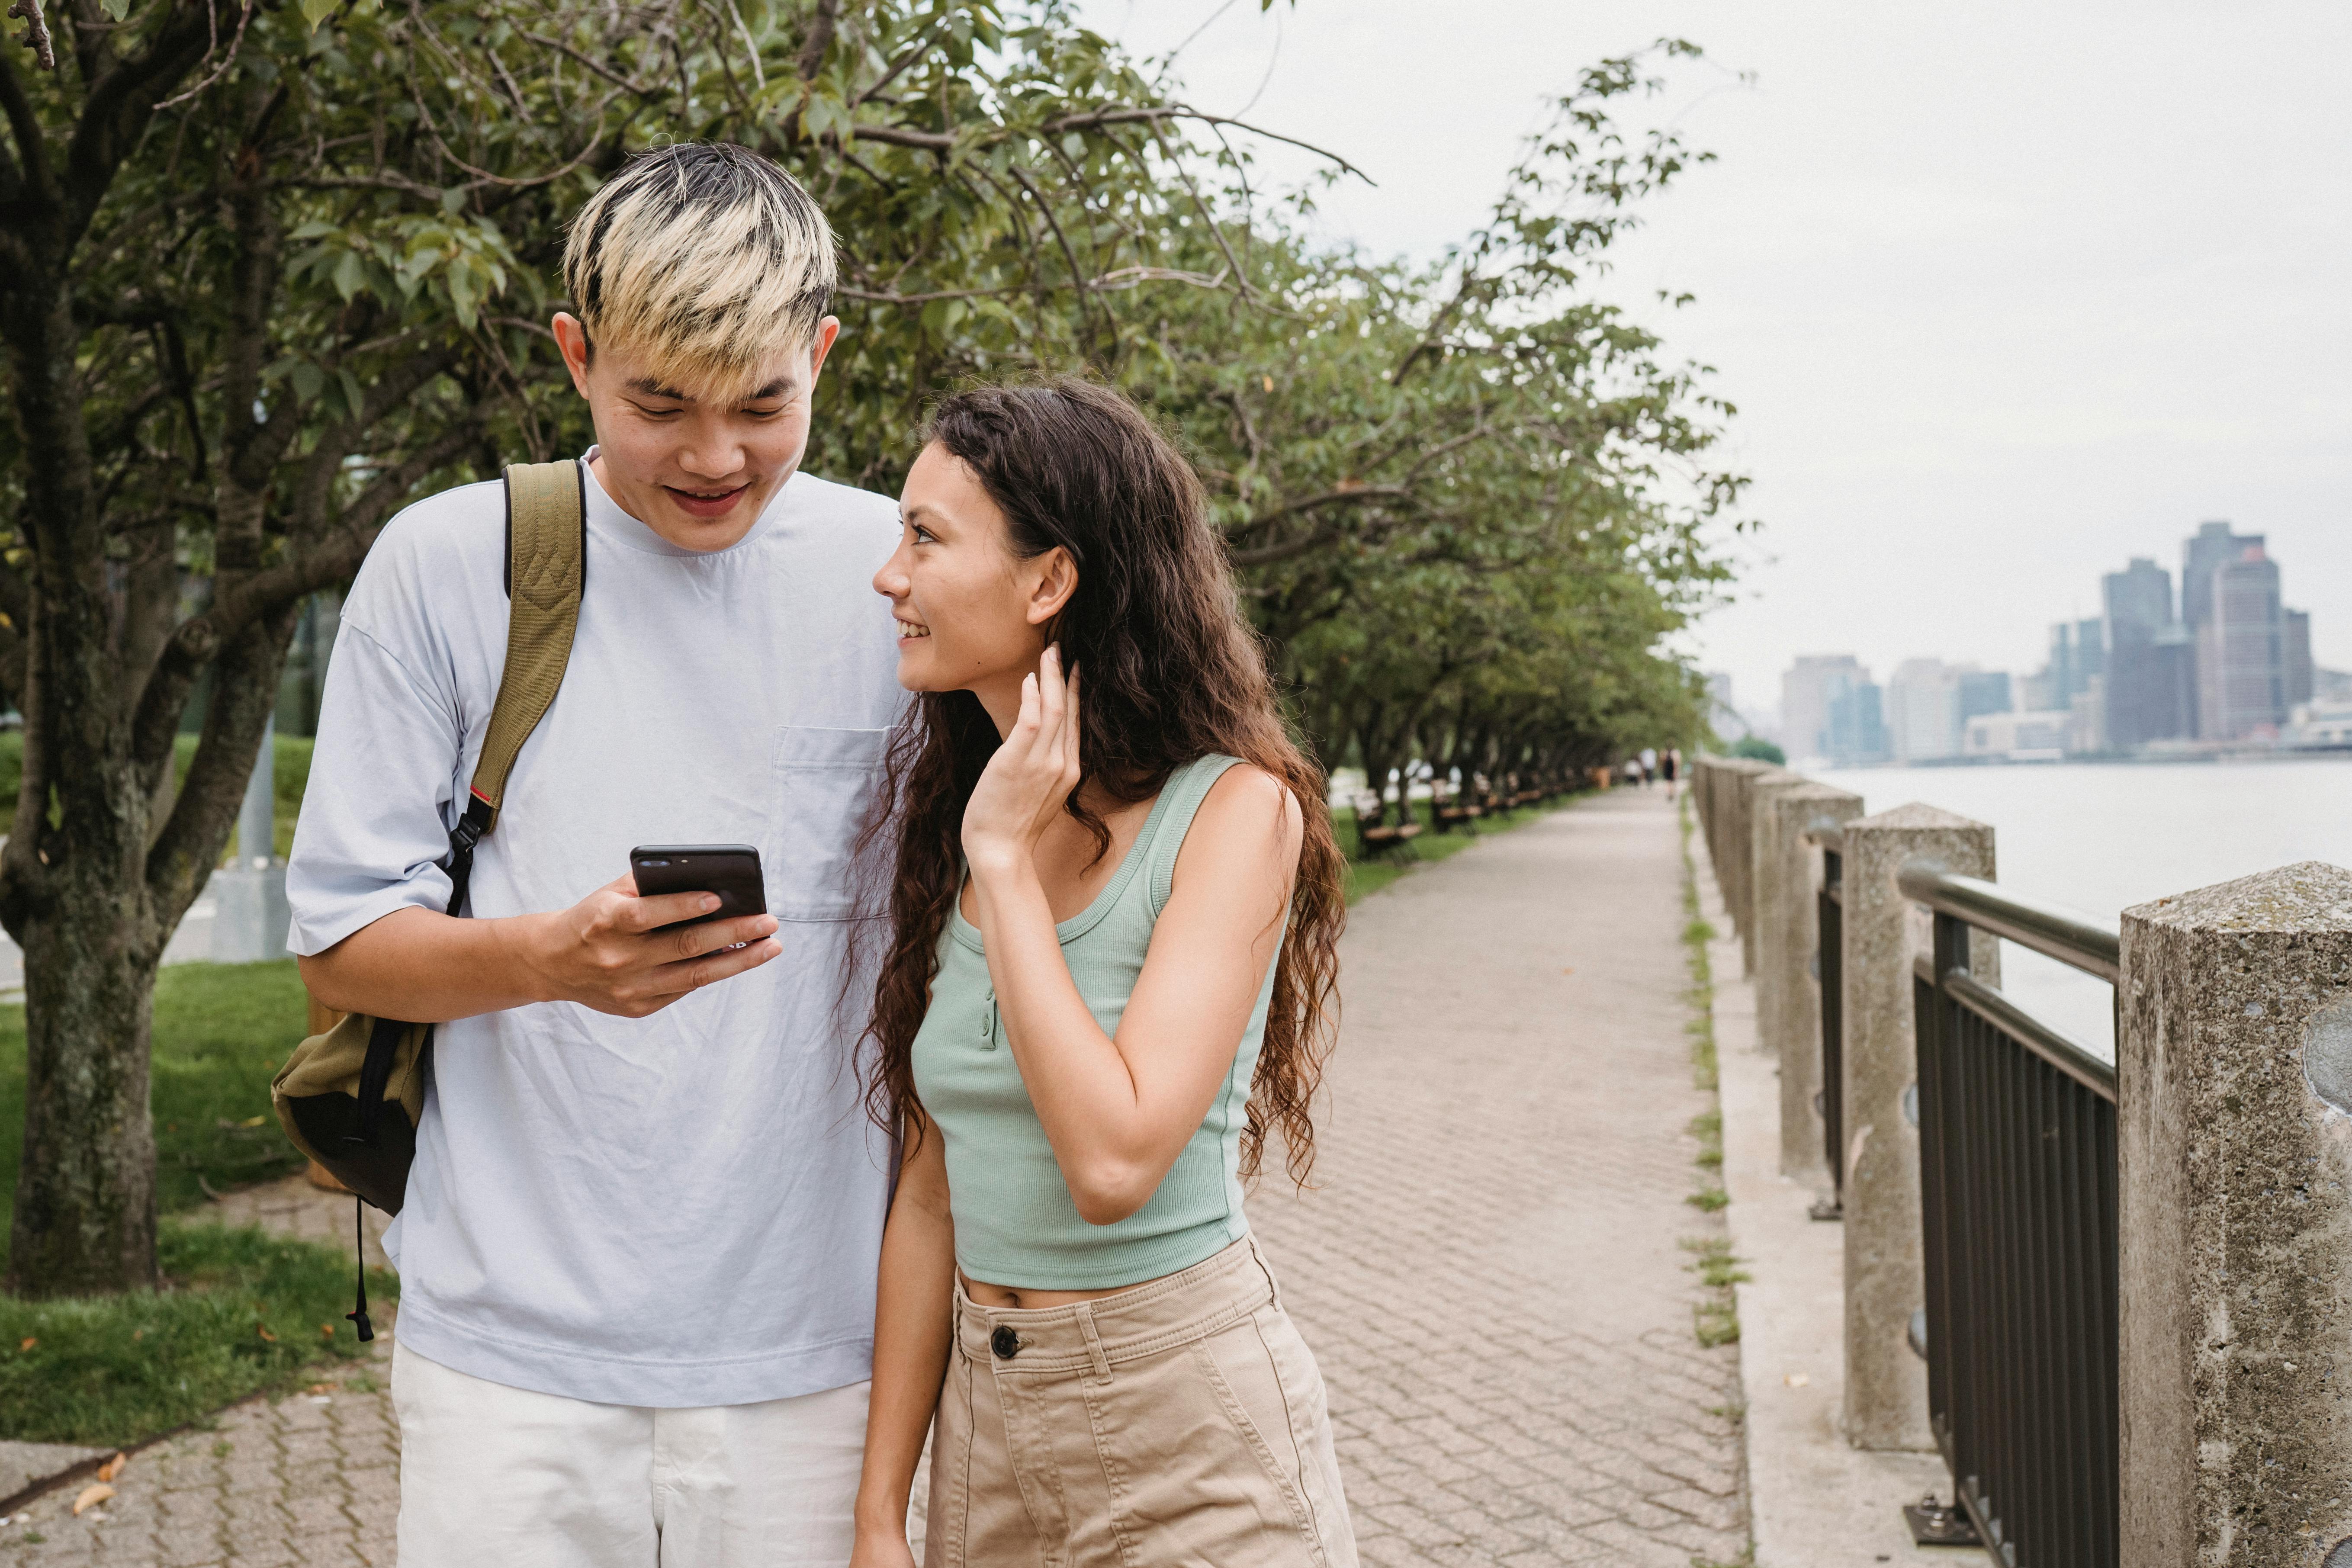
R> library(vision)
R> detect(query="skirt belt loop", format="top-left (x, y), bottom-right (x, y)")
top-left (1075, 1301), bottom-right (1114, 1382)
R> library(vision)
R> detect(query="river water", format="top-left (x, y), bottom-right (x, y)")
top-left (1810, 755), bottom-right (2352, 1057)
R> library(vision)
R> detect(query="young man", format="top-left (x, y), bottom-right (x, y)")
top-left (289, 144), bottom-right (902, 1564)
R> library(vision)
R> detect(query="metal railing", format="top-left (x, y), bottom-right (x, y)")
top-left (1900, 858), bottom-right (2119, 1568)
top-left (1808, 823), bottom-right (1846, 1221)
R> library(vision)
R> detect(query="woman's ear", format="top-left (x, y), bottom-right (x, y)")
top-left (1025, 546), bottom-right (1078, 627)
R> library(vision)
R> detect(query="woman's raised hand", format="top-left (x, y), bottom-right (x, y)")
top-left (963, 645), bottom-right (1082, 874)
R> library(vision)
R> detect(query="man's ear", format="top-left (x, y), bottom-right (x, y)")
top-left (806, 317), bottom-right (842, 385)
top-left (552, 313), bottom-right (594, 399)
top-left (1025, 547), bottom-right (1078, 627)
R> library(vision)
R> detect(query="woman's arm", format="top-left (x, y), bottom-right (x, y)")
top-left (964, 651), bottom-right (1302, 1225)
top-left (851, 1118), bottom-right (956, 1567)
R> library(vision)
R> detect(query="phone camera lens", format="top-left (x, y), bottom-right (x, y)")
top-left (646, 859), bottom-right (669, 867)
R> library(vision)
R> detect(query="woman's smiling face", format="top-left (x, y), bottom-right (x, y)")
top-left (875, 442), bottom-right (1067, 699)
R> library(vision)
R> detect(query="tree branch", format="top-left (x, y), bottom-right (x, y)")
top-left (0, 33), bottom-right (48, 204)
top-left (1042, 104), bottom-right (1374, 186)
top-left (1229, 527), bottom-right (1343, 570)
top-left (1225, 484), bottom-right (1408, 540)
top-left (130, 415), bottom-right (480, 787)
top-left (283, 342), bottom-right (465, 533)
top-left (60, 0), bottom-right (218, 247)
top-left (145, 601), bottom-right (298, 932)
top-left (835, 283), bottom-right (1020, 306)
top-left (850, 18), bottom-right (947, 108)
top-left (6, 0), bottom-right (54, 71)
top-left (794, 0), bottom-right (837, 85)
top-left (842, 121), bottom-right (954, 152)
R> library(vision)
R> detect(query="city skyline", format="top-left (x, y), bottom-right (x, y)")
top-left (1758, 519), bottom-right (2342, 766)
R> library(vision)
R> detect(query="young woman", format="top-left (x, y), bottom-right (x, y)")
top-left (849, 380), bottom-right (1357, 1568)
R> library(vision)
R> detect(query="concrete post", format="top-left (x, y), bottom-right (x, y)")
top-left (1746, 768), bottom-right (1807, 1016)
top-left (1693, 755), bottom-right (1731, 880)
top-left (2119, 861), bottom-right (2352, 1566)
top-left (1693, 757), bottom-right (1725, 909)
top-left (1839, 803), bottom-right (1997, 1451)
top-left (1709, 759), bottom-right (1773, 975)
top-left (1758, 783), bottom-right (1865, 1180)
top-left (236, 714), bottom-right (275, 864)
top-left (1733, 766), bottom-right (1796, 978)
top-left (212, 719), bottom-right (290, 963)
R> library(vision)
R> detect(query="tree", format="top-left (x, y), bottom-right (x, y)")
top-left (1099, 48), bottom-right (1744, 790)
top-left (0, 0), bottom-right (1295, 1295)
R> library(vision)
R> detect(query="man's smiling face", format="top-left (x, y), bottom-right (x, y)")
top-left (552, 311), bottom-right (840, 552)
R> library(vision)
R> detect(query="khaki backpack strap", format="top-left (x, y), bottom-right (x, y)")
top-left (463, 461), bottom-right (586, 839)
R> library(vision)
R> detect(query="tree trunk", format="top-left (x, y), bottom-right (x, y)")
top-left (6, 907), bottom-right (161, 1295)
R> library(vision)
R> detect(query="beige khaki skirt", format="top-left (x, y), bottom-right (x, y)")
top-left (925, 1234), bottom-right (1357, 1568)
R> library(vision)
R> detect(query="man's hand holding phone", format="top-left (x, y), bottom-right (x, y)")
top-left (511, 867), bottom-right (778, 1019)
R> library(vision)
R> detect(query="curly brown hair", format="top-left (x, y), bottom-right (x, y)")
top-left (859, 378), bottom-right (1347, 1186)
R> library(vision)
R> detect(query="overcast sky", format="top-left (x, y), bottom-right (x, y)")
top-left (1073, 0), bottom-right (2352, 724)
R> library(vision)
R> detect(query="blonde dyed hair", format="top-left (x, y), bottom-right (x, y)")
top-left (562, 143), bottom-right (837, 398)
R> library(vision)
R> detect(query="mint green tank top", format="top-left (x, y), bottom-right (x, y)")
top-left (910, 754), bottom-right (1280, 1289)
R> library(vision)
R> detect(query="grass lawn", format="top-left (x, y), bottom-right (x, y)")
top-left (0, 959), bottom-right (395, 1446)
top-left (1338, 791), bottom-right (1585, 904)
top-left (0, 1223), bottom-right (392, 1446)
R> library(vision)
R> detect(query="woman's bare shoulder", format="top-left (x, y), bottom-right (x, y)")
top-left (1176, 762), bottom-right (1304, 883)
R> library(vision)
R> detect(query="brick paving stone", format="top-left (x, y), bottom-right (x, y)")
top-left (3, 788), bottom-right (1738, 1565)
top-left (1249, 788), bottom-right (1747, 1565)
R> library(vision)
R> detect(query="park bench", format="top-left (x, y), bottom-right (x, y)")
top-left (1350, 789), bottom-right (1424, 858)
top-left (1431, 778), bottom-right (1483, 832)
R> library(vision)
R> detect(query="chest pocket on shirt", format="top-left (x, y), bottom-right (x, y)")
top-left (770, 726), bottom-right (893, 921)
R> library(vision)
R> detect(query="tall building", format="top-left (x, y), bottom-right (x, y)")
top-left (2182, 521), bottom-right (2246, 637)
top-left (1704, 671), bottom-right (1739, 738)
top-left (1825, 679), bottom-right (1888, 766)
top-left (2101, 558), bottom-right (2190, 747)
top-left (2286, 610), bottom-right (2315, 709)
top-left (1886, 659), bottom-right (1964, 762)
top-left (2072, 617), bottom-right (2105, 698)
top-left (2104, 557), bottom-right (2172, 633)
top-left (1957, 668), bottom-right (2013, 723)
top-left (1782, 655), bottom-right (1871, 765)
top-left (2197, 543), bottom-right (2285, 740)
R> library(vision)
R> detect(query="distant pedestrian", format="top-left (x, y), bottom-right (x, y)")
top-left (1663, 747), bottom-right (1681, 800)
top-left (1639, 747), bottom-right (1658, 787)
top-left (1621, 758), bottom-right (1642, 788)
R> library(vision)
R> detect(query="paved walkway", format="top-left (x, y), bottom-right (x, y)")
top-left (3, 788), bottom-right (1744, 1565)
top-left (1250, 788), bottom-right (1745, 1565)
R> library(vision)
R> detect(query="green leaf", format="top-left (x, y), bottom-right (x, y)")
top-left (331, 250), bottom-right (364, 302)
top-left (289, 363), bottom-right (325, 405)
top-left (447, 262), bottom-right (479, 330)
top-left (300, 0), bottom-right (339, 30)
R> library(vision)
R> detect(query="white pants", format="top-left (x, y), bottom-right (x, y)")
top-left (392, 1342), bottom-right (868, 1567)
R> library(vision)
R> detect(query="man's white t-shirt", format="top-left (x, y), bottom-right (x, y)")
top-left (287, 454), bottom-right (905, 1407)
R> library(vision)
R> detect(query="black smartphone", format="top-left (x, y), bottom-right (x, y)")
top-left (629, 845), bottom-right (768, 934)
